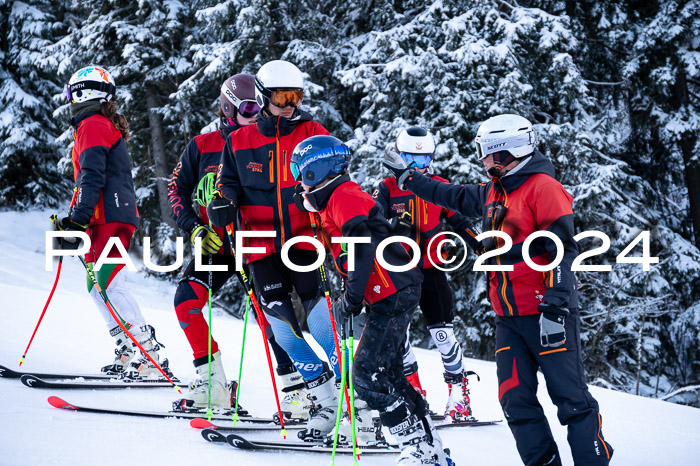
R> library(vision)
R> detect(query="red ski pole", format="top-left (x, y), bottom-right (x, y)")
top-left (19, 189), bottom-right (79, 366)
top-left (226, 225), bottom-right (287, 438)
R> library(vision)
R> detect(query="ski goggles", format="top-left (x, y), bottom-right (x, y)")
top-left (475, 130), bottom-right (535, 160)
top-left (270, 89), bottom-right (303, 108)
top-left (238, 100), bottom-right (260, 118)
top-left (400, 153), bottom-right (432, 169)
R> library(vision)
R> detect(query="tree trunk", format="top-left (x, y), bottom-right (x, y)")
top-left (146, 91), bottom-right (177, 230)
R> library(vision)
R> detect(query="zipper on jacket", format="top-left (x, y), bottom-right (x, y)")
top-left (275, 119), bottom-right (285, 245)
top-left (268, 151), bottom-right (274, 183)
top-left (374, 259), bottom-right (389, 288)
top-left (494, 180), bottom-right (513, 316)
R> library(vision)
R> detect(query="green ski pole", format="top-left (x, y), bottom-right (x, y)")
top-left (330, 317), bottom-right (348, 465)
top-left (348, 312), bottom-right (359, 464)
top-left (233, 296), bottom-right (251, 425)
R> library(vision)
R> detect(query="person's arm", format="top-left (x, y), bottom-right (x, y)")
top-left (214, 135), bottom-right (241, 205)
top-left (71, 124), bottom-right (109, 225)
top-left (168, 138), bottom-right (202, 234)
top-left (405, 171), bottom-right (485, 218)
top-left (444, 209), bottom-right (481, 253)
top-left (533, 181), bottom-right (578, 308)
top-left (341, 216), bottom-right (375, 306)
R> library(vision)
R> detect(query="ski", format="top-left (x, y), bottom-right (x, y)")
top-left (0, 364), bottom-right (114, 380)
top-left (47, 396), bottom-right (304, 424)
top-left (433, 417), bottom-right (503, 428)
top-left (201, 430), bottom-right (400, 455)
top-left (190, 418), bottom-right (306, 431)
top-left (21, 374), bottom-right (180, 389)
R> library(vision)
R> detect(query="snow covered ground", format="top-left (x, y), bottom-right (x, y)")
top-left (1, 210), bottom-right (699, 466)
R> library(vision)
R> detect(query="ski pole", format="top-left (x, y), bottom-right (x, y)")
top-left (330, 317), bottom-right (348, 465)
top-left (309, 213), bottom-right (354, 423)
top-left (20, 189), bottom-right (79, 366)
top-left (226, 224), bottom-right (287, 438)
top-left (206, 250), bottom-right (213, 421)
top-left (348, 312), bottom-right (359, 463)
top-left (78, 255), bottom-right (182, 392)
top-left (232, 295), bottom-right (250, 426)
top-left (19, 188), bottom-right (78, 367)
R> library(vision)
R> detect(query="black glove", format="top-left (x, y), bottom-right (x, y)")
top-left (50, 214), bottom-right (87, 250)
top-left (293, 184), bottom-right (309, 212)
top-left (382, 148), bottom-right (415, 190)
top-left (389, 211), bottom-right (413, 237)
top-left (206, 195), bottom-right (237, 228)
top-left (331, 292), bottom-right (363, 320)
top-left (538, 303), bottom-right (569, 348)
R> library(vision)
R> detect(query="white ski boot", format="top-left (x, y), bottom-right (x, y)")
top-left (121, 325), bottom-right (171, 380)
top-left (326, 397), bottom-right (387, 446)
top-left (101, 326), bottom-right (137, 374)
top-left (277, 365), bottom-right (313, 420)
top-left (390, 414), bottom-right (452, 465)
top-left (173, 351), bottom-right (237, 411)
top-left (297, 371), bottom-right (338, 441)
top-left (444, 371), bottom-right (476, 421)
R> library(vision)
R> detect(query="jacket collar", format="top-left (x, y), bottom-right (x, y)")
top-left (71, 112), bottom-right (100, 129)
top-left (305, 174), bottom-right (351, 211)
top-left (493, 150), bottom-right (555, 194)
top-left (256, 108), bottom-right (314, 138)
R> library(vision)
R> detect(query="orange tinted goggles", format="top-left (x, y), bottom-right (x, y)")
top-left (270, 89), bottom-right (303, 108)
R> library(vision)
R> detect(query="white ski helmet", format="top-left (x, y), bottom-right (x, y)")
top-left (67, 65), bottom-right (116, 104)
top-left (395, 126), bottom-right (435, 169)
top-left (254, 60), bottom-right (304, 108)
top-left (475, 114), bottom-right (537, 160)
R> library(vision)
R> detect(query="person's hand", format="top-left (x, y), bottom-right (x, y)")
top-left (389, 211), bottom-right (412, 237)
top-left (538, 304), bottom-right (569, 347)
top-left (206, 195), bottom-right (237, 228)
top-left (331, 292), bottom-right (363, 319)
top-left (383, 148), bottom-right (414, 190)
top-left (190, 223), bottom-right (223, 255)
top-left (50, 214), bottom-right (87, 250)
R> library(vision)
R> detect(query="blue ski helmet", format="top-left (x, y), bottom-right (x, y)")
top-left (290, 135), bottom-right (351, 187)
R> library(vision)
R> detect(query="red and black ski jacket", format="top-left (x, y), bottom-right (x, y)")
top-left (168, 121), bottom-right (239, 256)
top-left (306, 175), bottom-right (423, 306)
top-left (215, 109), bottom-right (328, 263)
top-left (374, 175), bottom-right (481, 269)
top-left (404, 151), bottom-right (578, 316)
top-left (70, 112), bottom-right (139, 228)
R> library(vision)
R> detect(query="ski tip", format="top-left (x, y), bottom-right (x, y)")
top-left (190, 418), bottom-right (216, 430)
top-left (47, 396), bottom-right (77, 410)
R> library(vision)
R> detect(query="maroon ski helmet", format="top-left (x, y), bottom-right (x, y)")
top-left (220, 73), bottom-right (256, 119)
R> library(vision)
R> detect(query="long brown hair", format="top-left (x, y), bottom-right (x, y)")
top-left (100, 101), bottom-right (131, 141)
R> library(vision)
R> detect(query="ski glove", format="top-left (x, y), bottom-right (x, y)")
top-left (206, 195), bottom-right (237, 228)
top-left (383, 148), bottom-right (415, 190)
top-left (332, 292), bottom-right (363, 320)
top-left (190, 223), bottom-right (223, 255)
top-left (389, 211), bottom-right (413, 237)
top-left (50, 214), bottom-right (87, 250)
top-left (538, 304), bottom-right (569, 348)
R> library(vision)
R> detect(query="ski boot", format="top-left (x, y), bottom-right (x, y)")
top-left (101, 326), bottom-right (137, 375)
top-left (173, 351), bottom-right (245, 413)
top-left (121, 325), bottom-right (173, 380)
top-left (297, 371), bottom-right (338, 441)
top-left (326, 397), bottom-right (387, 446)
top-left (390, 413), bottom-right (453, 465)
top-left (444, 370), bottom-right (479, 422)
top-left (277, 365), bottom-right (313, 421)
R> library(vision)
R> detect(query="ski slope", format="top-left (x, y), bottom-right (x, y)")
top-left (1, 210), bottom-right (699, 466)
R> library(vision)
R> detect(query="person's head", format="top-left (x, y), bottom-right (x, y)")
top-left (219, 73), bottom-right (260, 127)
top-left (291, 135), bottom-right (351, 192)
top-left (395, 126), bottom-right (435, 175)
top-left (67, 65), bottom-right (130, 140)
top-left (255, 60), bottom-right (304, 119)
top-left (475, 114), bottom-right (537, 178)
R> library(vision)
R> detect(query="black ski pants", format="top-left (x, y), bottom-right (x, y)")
top-left (353, 285), bottom-right (428, 428)
top-left (495, 310), bottom-right (613, 466)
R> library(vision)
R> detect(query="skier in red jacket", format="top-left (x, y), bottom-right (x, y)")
top-left (167, 73), bottom-right (306, 413)
top-left (384, 114), bottom-right (613, 466)
top-left (374, 126), bottom-right (482, 421)
top-left (291, 135), bottom-right (453, 465)
top-left (52, 65), bottom-right (166, 378)
top-left (208, 60), bottom-right (341, 434)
